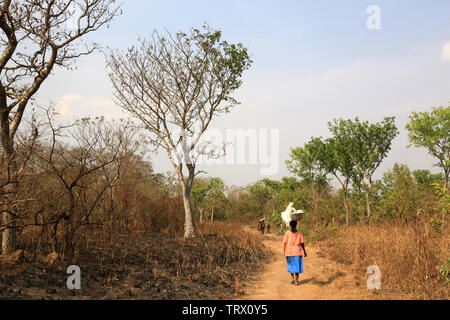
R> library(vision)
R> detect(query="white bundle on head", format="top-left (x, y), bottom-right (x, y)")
top-left (281, 202), bottom-right (295, 226)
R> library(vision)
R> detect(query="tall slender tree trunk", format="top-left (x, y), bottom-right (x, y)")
top-left (199, 208), bottom-right (203, 223)
top-left (365, 191), bottom-right (372, 223)
top-left (312, 188), bottom-right (319, 225)
top-left (1, 192), bottom-right (17, 255)
top-left (445, 171), bottom-right (448, 189)
top-left (365, 178), bottom-right (373, 224)
top-left (334, 176), bottom-right (350, 227)
top-left (0, 82), bottom-right (18, 255)
top-left (1, 146), bottom-right (17, 255)
top-left (445, 150), bottom-right (449, 189)
top-left (357, 188), bottom-right (365, 223)
top-left (63, 193), bottom-right (77, 258)
top-left (342, 188), bottom-right (350, 226)
top-left (210, 207), bottom-right (214, 223)
top-left (181, 182), bottom-right (195, 238)
top-left (179, 164), bottom-right (195, 239)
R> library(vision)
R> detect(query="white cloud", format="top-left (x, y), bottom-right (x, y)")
top-left (56, 94), bottom-right (128, 120)
top-left (442, 42), bottom-right (450, 61)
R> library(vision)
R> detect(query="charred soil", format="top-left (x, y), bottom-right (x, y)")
top-left (0, 228), bottom-right (268, 300)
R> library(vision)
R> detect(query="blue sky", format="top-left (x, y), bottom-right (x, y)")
top-left (38, 1), bottom-right (450, 186)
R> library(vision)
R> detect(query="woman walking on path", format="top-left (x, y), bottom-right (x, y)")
top-left (283, 220), bottom-right (307, 286)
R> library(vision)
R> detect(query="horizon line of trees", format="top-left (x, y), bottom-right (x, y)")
top-left (0, 1), bottom-right (447, 257)
top-left (0, 97), bottom-right (447, 258)
top-left (189, 106), bottom-right (448, 231)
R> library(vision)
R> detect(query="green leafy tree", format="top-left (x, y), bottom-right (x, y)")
top-left (413, 169), bottom-right (443, 205)
top-left (413, 170), bottom-right (444, 188)
top-left (275, 177), bottom-right (303, 212)
top-left (259, 177), bottom-right (304, 225)
top-left (286, 139), bottom-right (329, 223)
top-left (431, 182), bottom-right (449, 224)
top-left (315, 136), bottom-right (355, 226)
top-left (191, 178), bottom-right (211, 223)
top-left (259, 178), bottom-right (281, 216)
top-left (248, 180), bottom-right (272, 219)
top-left (328, 117), bottom-right (399, 222)
top-left (204, 177), bottom-right (226, 222)
top-left (380, 164), bottom-right (418, 223)
top-left (286, 140), bottom-right (328, 186)
top-left (192, 177), bottom-right (227, 222)
top-left (227, 186), bottom-right (252, 222)
top-left (406, 106), bottom-right (450, 188)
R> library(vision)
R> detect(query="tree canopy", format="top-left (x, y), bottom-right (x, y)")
top-left (406, 106), bottom-right (450, 188)
top-left (106, 24), bottom-right (252, 238)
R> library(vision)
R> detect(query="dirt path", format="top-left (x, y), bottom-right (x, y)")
top-left (242, 231), bottom-right (369, 300)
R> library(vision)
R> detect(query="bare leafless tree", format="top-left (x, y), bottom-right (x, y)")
top-left (106, 25), bottom-right (252, 238)
top-left (0, 0), bottom-right (120, 254)
top-left (10, 107), bottom-right (139, 256)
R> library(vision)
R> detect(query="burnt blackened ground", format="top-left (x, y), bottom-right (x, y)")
top-left (0, 233), bottom-right (269, 300)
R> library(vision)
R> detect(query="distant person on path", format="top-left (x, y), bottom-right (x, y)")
top-left (283, 220), bottom-right (307, 286)
top-left (267, 223), bottom-right (271, 233)
top-left (260, 220), bottom-right (266, 235)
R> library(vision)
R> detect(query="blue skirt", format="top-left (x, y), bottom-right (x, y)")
top-left (286, 256), bottom-right (303, 274)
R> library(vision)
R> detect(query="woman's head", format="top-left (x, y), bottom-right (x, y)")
top-left (289, 220), bottom-right (297, 231)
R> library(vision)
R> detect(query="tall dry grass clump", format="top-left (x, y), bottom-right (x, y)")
top-left (323, 221), bottom-right (449, 299)
top-left (199, 221), bottom-right (263, 248)
top-left (195, 221), bottom-right (268, 296)
top-left (197, 221), bottom-right (267, 265)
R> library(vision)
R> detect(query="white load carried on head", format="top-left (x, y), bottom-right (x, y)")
top-left (281, 202), bottom-right (304, 226)
top-left (281, 202), bottom-right (294, 226)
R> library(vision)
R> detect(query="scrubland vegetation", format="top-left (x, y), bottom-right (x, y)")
top-left (0, 1), bottom-right (447, 300)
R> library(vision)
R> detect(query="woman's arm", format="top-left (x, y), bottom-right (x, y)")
top-left (301, 243), bottom-right (307, 257)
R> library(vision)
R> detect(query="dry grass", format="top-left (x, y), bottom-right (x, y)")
top-left (320, 221), bottom-right (449, 299)
top-left (197, 222), bottom-right (268, 273)
top-left (198, 221), bottom-right (265, 252)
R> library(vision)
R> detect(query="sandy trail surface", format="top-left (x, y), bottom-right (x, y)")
top-left (242, 230), bottom-right (371, 300)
